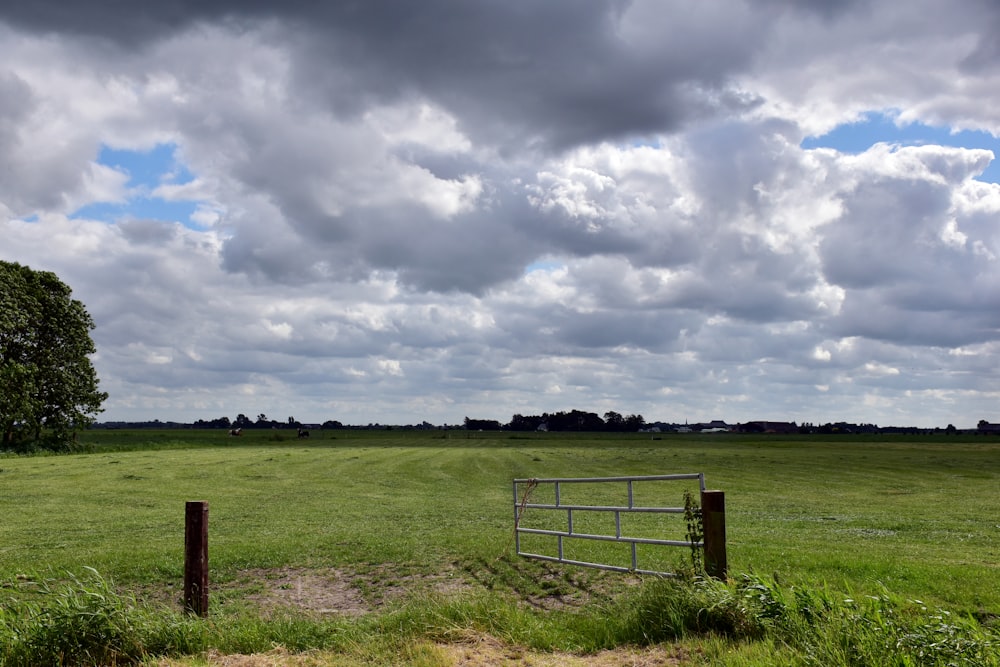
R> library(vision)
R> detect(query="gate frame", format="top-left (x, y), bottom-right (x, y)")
top-left (513, 473), bottom-right (726, 578)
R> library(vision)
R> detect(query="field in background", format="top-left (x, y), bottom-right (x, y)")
top-left (1, 429), bottom-right (998, 619)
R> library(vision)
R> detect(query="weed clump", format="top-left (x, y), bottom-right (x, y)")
top-left (0, 568), bottom-right (201, 666)
top-left (610, 574), bottom-right (999, 666)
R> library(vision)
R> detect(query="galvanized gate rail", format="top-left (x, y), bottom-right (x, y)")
top-left (513, 473), bottom-right (726, 578)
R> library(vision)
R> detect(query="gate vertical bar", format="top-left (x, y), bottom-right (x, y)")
top-left (184, 501), bottom-right (209, 616)
top-left (513, 481), bottom-right (520, 553)
top-left (701, 490), bottom-right (727, 579)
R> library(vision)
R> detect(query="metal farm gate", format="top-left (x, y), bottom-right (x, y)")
top-left (513, 473), bottom-right (726, 578)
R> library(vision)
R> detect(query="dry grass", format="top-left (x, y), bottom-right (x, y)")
top-left (426, 633), bottom-right (689, 666)
top-left (154, 635), bottom-right (691, 666)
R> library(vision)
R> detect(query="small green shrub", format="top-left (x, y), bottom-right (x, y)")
top-left (611, 575), bottom-right (763, 644)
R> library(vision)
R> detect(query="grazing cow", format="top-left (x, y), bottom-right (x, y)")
top-left (228, 427), bottom-right (243, 436)
top-left (297, 428), bottom-right (310, 438)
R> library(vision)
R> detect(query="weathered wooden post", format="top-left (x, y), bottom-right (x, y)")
top-left (700, 490), bottom-right (727, 579)
top-left (184, 501), bottom-right (209, 616)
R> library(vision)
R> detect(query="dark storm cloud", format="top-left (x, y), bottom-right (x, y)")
top-left (0, 0), bottom-right (271, 42)
top-left (958, 0), bottom-right (1000, 74)
top-left (749, 0), bottom-right (871, 20)
top-left (0, 0), bottom-right (772, 151)
top-left (829, 296), bottom-right (998, 348)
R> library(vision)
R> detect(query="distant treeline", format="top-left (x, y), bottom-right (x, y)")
top-left (464, 409), bottom-right (645, 432)
top-left (92, 409), bottom-right (646, 433)
top-left (89, 413), bottom-right (995, 434)
top-left (94, 414), bottom-right (345, 430)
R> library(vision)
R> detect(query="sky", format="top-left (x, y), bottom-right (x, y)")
top-left (2, 1), bottom-right (999, 429)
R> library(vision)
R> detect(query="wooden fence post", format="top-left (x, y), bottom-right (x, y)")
top-left (184, 501), bottom-right (209, 616)
top-left (700, 490), bottom-right (727, 579)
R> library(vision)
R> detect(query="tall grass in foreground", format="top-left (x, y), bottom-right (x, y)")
top-left (619, 575), bottom-right (999, 666)
top-left (0, 568), bottom-right (203, 666)
top-left (0, 568), bottom-right (995, 666)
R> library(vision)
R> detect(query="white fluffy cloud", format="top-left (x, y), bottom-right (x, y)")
top-left (2, 1), bottom-right (999, 427)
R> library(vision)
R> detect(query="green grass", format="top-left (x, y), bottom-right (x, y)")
top-left (0, 430), bottom-right (998, 664)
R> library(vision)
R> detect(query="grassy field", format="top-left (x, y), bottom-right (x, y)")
top-left (0, 429), bottom-right (997, 664)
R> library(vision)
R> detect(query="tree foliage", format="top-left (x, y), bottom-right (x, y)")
top-left (0, 261), bottom-right (108, 451)
top-left (464, 416), bottom-right (501, 431)
top-left (500, 410), bottom-right (645, 432)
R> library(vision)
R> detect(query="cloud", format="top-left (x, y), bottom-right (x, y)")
top-left (2, 2), bottom-right (1000, 428)
top-left (817, 144), bottom-right (1000, 347)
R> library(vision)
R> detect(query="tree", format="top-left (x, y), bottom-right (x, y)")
top-left (603, 411), bottom-right (625, 431)
top-left (464, 417), bottom-right (501, 431)
top-left (546, 409), bottom-right (604, 432)
top-left (505, 413), bottom-right (545, 431)
top-left (624, 413), bottom-right (646, 431)
top-left (0, 261), bottom-right (107, 451)
top-left (193, 416), bottom-right (231, 429)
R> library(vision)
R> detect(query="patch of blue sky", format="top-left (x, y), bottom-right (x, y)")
top-left (802, 111), bottom-right (1000, 183)
top-left (72, 198), bottom-right (200, 225)
top-left (525, 258), bottom-right (566, 274)
top-left (99, 143), bottom-right (195, 188)
top-left (629, 136), bottom-right (663, 149)
top-left (71, 142), bottom-right (205, 226)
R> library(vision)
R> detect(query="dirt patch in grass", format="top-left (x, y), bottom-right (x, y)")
top-left (141, 562), bottom-right (623, 617)
top-left (239, 568), bottom-right (368, 615)
top-left (231, 565), bottom-right (473, 616)
top-left (217, 562), bottom-right (629, 616)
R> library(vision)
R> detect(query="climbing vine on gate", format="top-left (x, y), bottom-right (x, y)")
top-left (683, 489), bottom-right (703, 573)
